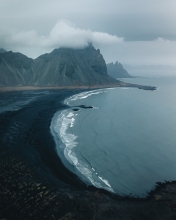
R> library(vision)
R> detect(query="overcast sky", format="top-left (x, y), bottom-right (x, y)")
top-left (0, 0), bottom-right (176, 65)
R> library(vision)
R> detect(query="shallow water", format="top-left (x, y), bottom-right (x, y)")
top-left (51, 76), bottom-right (176, 197)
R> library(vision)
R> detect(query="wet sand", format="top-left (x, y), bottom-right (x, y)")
top-left (0, 89), bottom-right (176, 220)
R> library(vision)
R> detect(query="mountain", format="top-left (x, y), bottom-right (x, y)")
top-left (0, 45), bottom-right (119, 87)
top-left (0, 51), bottom-right (35, 86)
top-left (107, 61), bottom-right (132, 78)
top-left (33, 45), bottom-right (117, 86)
top-left (0, 48), bottom-right (7, 53)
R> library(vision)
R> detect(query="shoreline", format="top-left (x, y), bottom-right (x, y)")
top-left (0, 81), bottom-right (156, 93)
top-left (1, 89), bottom-right (176, 219)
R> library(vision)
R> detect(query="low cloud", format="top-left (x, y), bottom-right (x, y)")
top-left (155, 37), bottom-right (173, 43)
top-left (1, 20), bottom-right (123, 57)
top-left (101, 38), bottom-right (176, 65)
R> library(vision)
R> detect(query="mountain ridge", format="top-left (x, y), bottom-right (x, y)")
top-left (0, 45), bottom-right (119, 87)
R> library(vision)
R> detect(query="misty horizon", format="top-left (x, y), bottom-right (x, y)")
top-left (1, 1), bottom-right (176, 66)
top-left (1, 45), bottom-right (176, 70)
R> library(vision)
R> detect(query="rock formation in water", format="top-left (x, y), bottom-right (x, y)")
top-left (107, 61), bottom-right (132, 78)
top-left (0, 45), bottom-right (119, 87)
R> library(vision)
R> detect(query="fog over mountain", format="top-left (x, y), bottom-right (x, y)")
top-left (0, 0), bottom-right (176, 66)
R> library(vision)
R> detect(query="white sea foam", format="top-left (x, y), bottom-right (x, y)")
top-left (70, 118), bottom-right (75, 127)
top-left (64, 89), bottom-right (106, 106)
top-left (53, 110), bottom-right (78, 165)
top-left (120, 87), bottom-right (130, 90)
top-left (75, 161), bottom-right (111, 190)
top-left (92, 106), bottom-right (99, 109)
top-left (50, 88), bottom-right (117, 193)
top-left (51, 107), bottom-right (115, 193)
top-left (106, 87), bottom-right (116, 90)
top-left (51, 77), bottom-right (176, 197)
top-left (98, 176), bottom-right (112, 188)
top-left (67, 112), bottom-right (75, 118)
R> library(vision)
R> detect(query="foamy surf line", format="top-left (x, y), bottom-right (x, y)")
top-left (50, 89), bottom-right (115, 193)
top-left (64, 89), bottom-right (106, 106)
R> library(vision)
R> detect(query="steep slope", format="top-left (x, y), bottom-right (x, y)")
top-left (0, 45), bottom-right (118, 87)
top-left (107, 61), bottom-right (132, 78)
top-left (0, 48), bottom-right (7, 53)
top-left (34, 45), bottom-right (117, 86)
top-left (0, 51), bottom-right (34, 86)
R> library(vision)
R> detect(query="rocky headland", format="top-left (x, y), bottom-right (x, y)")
top-left (107, 61), bottom-right (132, 79)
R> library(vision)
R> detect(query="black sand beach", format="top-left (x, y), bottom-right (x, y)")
top-left (1, 89), bottom-right (176, 220)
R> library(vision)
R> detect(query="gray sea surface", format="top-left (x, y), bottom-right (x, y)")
top-left (51, 75), bottom-right (176, 197)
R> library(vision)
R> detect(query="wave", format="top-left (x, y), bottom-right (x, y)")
top-left (52, 110), bottom-right (78, 164)
top-left (50, 90), bottom-right (115, 193)
top-left (64, 89), bottom-right (106, 106)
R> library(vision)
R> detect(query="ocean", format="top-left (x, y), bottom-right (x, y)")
top-left (51, 75), bottom-right (176, 198)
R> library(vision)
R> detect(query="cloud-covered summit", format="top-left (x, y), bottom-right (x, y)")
top-left (1, 0), bottom-right (176, 65)
top-left (1, 20), bottom-right (123, 58)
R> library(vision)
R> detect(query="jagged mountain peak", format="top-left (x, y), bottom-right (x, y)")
top-left (107, 61), bottom-right (132, 78)
top-left (0, 45), bottom-right (118, 87)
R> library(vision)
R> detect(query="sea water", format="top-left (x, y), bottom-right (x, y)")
top-left (51, 75), bottom-right (176, 197)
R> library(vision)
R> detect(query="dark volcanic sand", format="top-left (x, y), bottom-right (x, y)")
top-left (0, 89), bottom-right (176, 220)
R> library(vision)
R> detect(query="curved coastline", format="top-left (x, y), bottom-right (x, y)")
top-left (50, 87), bottom-right (176, 199)
top-left (50, 89), bottom-right (116, 194)
top-left (1, 88), bottom-right (176, 219)
top-left (0, 89), bottom-right (89, 188)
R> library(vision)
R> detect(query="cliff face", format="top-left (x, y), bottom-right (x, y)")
top-left (0, 45), bottom-right (118, 87)
top-left (107, 61), bottom-right (132, 78)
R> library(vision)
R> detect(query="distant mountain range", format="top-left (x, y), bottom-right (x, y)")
top-left (107, 62), bottom-right (132, 78)
top-left (0, 45), bottom-right (119, 87)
